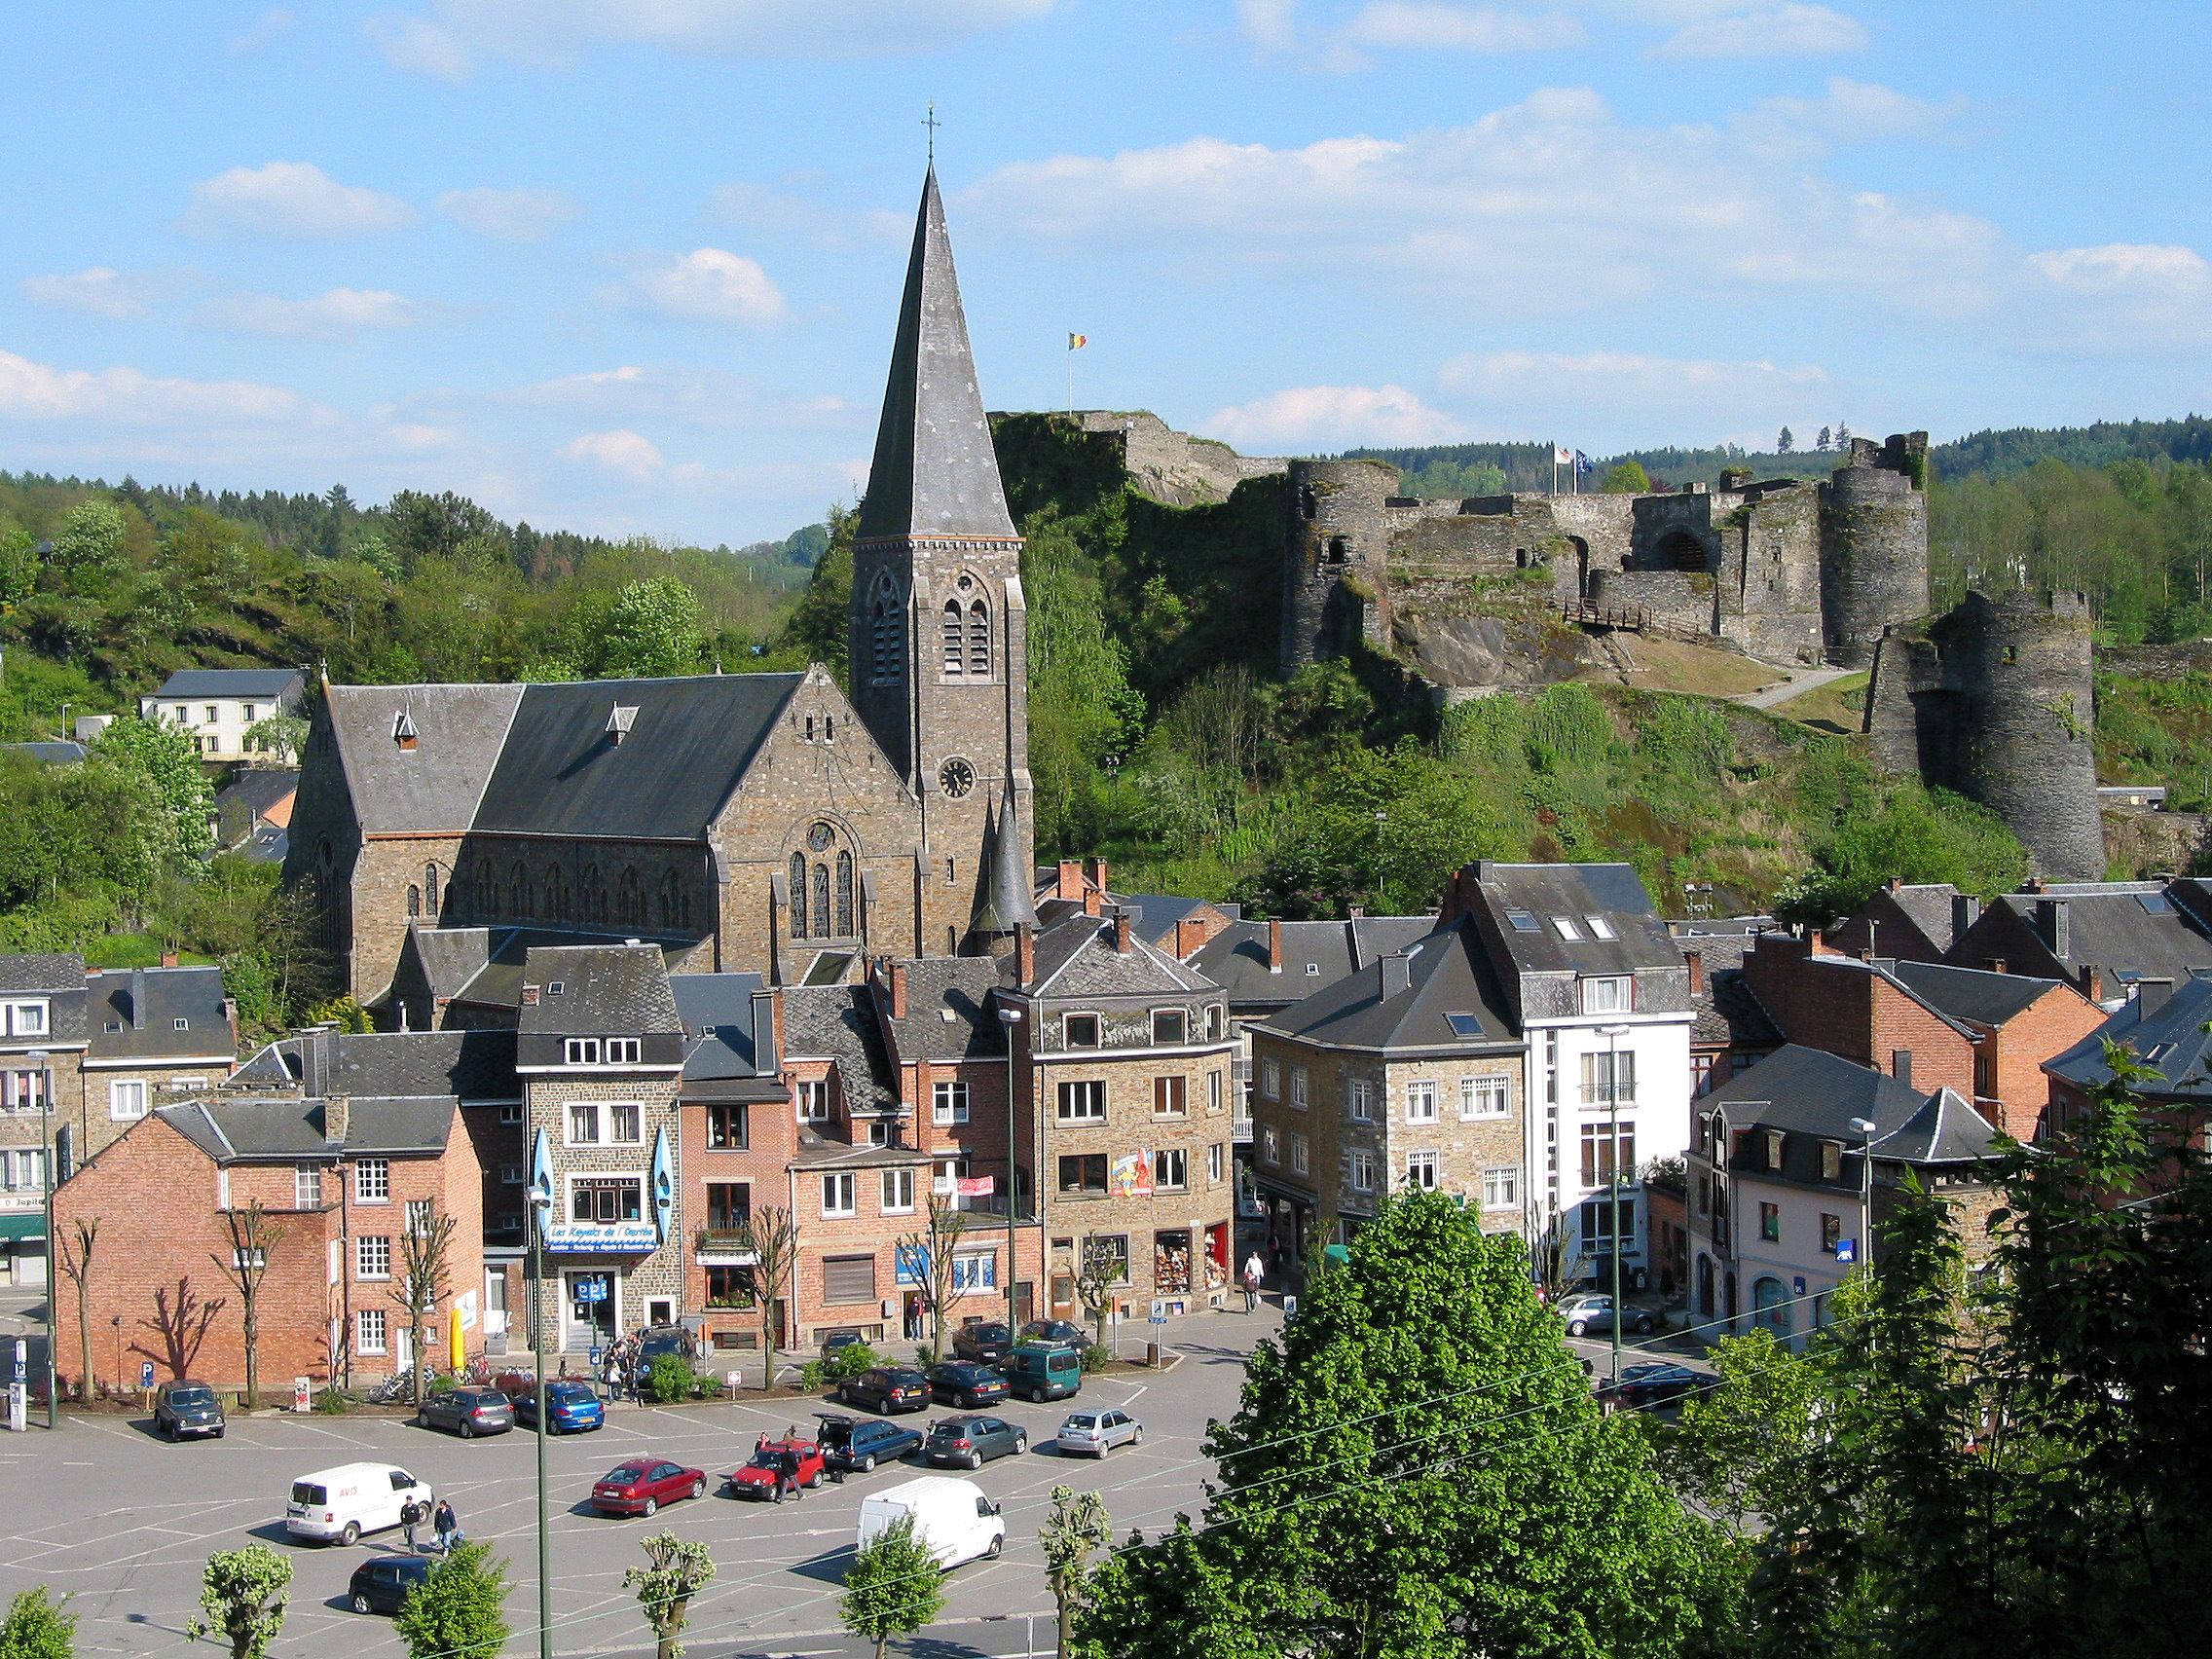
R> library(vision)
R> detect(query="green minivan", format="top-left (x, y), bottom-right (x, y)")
top-left (998, 1342), bottom-right (1083, 1403)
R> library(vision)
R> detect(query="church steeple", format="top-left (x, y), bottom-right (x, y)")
top-left (856, 167), bottom-right (1016, 543)
top-left (969, 782), bottom-right (1038, 944)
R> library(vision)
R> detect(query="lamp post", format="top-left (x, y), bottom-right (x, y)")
top-left (1848, 1117), bottom-right (1879, 1275)
top-left (30, 1050), bottom-right (54, 1428)
top-left (997, 1007), bottom-right (1024, 1337)
top-left (526, 1180), bottom-right (553, 1659)
top-left (1599, 1025), bottom-right (1631, 1389)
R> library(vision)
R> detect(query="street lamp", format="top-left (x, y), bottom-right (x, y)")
top-left (1847, 1118), bottom-right (1879, 1275)
top-left (30, 1050), bottom-right (54, 1429)
top-left (997, 1007), bottom-right (1024, 1338)
top-left (1598, 1025), bottom-right (1631, 1389)
top-left (526, 1179), bottom-right (554, 1659)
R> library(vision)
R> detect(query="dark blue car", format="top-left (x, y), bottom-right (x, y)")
top-left (512, 1381), bottom-right (604, 1434)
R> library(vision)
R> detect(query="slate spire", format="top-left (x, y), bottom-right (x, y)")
top-left (969, 782), bottom-right (1038, 940)
top-left (856, 167), bottom-right (1017, 542)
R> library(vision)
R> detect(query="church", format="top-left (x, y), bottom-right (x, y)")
top-left (283, 168), bottom-right (1039, 1011)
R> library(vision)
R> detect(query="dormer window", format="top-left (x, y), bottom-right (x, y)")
top-left (4, 1002), bottom-right (46, 1037)
top-left (607, 705), bottom-right (638, 745)
top-left (1551, 916), bottom-right (1582, 940)
top-left (1581, 976), bottom-right (1632, 1014)
top-left (565, 1038), bottom-right (601, 1065)
top-left (392, 710), bottom-right (418, 751)
top-left (1585, 915), bottom-right (1616, 940)
top-left (1506, 910), bottom-right (1539, 933)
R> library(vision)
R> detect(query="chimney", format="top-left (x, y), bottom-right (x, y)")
top-left (1807, 929), bottom-right (1826, 955)
top-left (1891, 1050), bottom-right (1912, 1088)
top-left (769, 984), bottom-right (787, 1065)
top-left (1083, 882), bottom-right (1103, 918)
top-left (1268, 917), bottom-right (1284, 975)
top-left (2022, 875), bottom-right (2046, 895)
top-left (129, 968), bottom-right (146, 1030)
top-left (1887, 877), bottom-right (1901, 893)
top-left (1683, 949), bottom-right (1705, 996)
top-left (2078, 963), bottom-right (2102, 1002)
top-left (1085, 856), bottom-right (1109, 897)
top-left (323, 1092), bottom-right (350, 1146)
top-left (159, 950), bottom-right (178, 969)
top-left (1951, 894), bottom-right (1980, 939)
top-left (1347, 904), bottom-right (1366, 921)
top-left (1380, 951), bottom-right (1413, 999)
top-left (1114, 909), bottom-right (1132, 955)
top-left (1015, 921), bottom-right (1036, 988)
top-left (1056, 861), bottom-right (1084, 902)
top-left (1860, 947), bottom-right (1876, 963)
top-left (1175, 917), bottom-right (1205, 959)
top-left (912, 1051), bottom-right (931, 1117)
top-left (750, 989), bottom-right (778, 1075)
top-left (888, 961), bottom-right (908, 1021)
top-left (2136, 977), bottom-right (2174, 1016)
top-left (2036, 899), bottom-right (2070, 960)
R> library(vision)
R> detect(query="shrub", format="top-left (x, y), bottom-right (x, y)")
top-left (1079, 1343), bottom-right (1112, 1374)
top-left (800, 1343), bottom-right (877, 1391)
top-left (315, 1386), bottom-right (350, 1416)
top-left (644, 1354), bottom-right (694, 1404)
top-left (0, 1587), bottom-right (77, 1659)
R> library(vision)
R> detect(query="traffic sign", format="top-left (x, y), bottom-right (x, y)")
top-left (1149, 1300), bottom-right (1167, 1325)
top-left (140, 1361), bottom-right (155, 1388)
top-left (1281, 1295), bottom-right (1299, 1318)
top-left (1834, 1240), bottom-right (1858, 1264)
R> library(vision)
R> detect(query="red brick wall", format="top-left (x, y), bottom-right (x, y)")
top-left (1982, 984), bottom-right (2107, 1140)
top-left (1744, 936), bottom-right (1975, 1095)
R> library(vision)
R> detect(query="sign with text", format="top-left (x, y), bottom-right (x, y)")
top-left (954, 1176), bottom-right (996, 1198)
top-left (545, 1221), bottom-right (657, 1254)
top-left (1109, 1152), bottom-right (1153, 1199)
top-left (895, 1245), bottom-right (927, 1287)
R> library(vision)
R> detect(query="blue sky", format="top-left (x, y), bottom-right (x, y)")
top-left (3, 1), bottom-right (2209, 546)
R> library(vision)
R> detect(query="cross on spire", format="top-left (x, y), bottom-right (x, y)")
top-left (923, 102), bottom-right (940, 164)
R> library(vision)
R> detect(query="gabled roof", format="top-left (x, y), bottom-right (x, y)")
top-left (1188, 916), bottom-right (1435, 1009)
top-left (877, 957), bottom-right (1009, 1062)
top-left (233, 1029), bottom-right (520, 1101)
top-left (153, 668), bottom-right (304, 699)
top-left (1680, 934), bottom-right (1783, 1048)
top-left (324, 683), bottom-right (524, 835)
top-left (3, 741), bottom-right (87, 765)
top-left (86, 966), bottom-right (233, 1061)
top-left (670, 973), bottom-right (775, 1082)
top-left (473, 674), bottom-right (801, 840)
top-left (2045, 976), bottom-right (2212, 1100)
top-left (215, 768), bottom-right (299, 822)
top-left (1029, 912), bottom-right (1216, 1000)
top-left (155, 1093), bottom-right (456, 1161)
top-left (855, 167), bottom-right (1017, 543)
top-left (1465, 862), bottom-right (1680, 977)
top-left (1966, 884), bottom-right (2212, 986)
top-left (519, 945), bottom-right (682, 1036)
top-left (1885, 1087), bottom-right (2001, 1164)
top-left (1700, 1043), bottom-right (1997, 1164)
top-left (782, 985), bottom-right (896, 1113)
top-left (1886, 883), bottom-right (1966, 951)
top-left (1257, 917), bottom-right (1515, 1051)
top-left (1890, 960), bottom-right (2065, 1027)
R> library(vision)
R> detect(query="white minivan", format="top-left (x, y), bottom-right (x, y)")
top-left (856, 1475), bottom-right (1005, 1570)
top-left (286, 1463), bottom-right (434, 1546)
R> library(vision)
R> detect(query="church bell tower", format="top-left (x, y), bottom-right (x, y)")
top-left (848, 166), bottom-right (1035, 958)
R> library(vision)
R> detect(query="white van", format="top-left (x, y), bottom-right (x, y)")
top-left (285, 1463), bottom-right (434, 1546)
top-left (856, 1475), bottom-right (1005, 1570)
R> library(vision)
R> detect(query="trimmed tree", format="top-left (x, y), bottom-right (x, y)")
top-left (211, 1203), bottom-right (283, 1409)
top-left (840, 1515), bottom-right (944, 1659)
top-left (393, 1539), bottom-right (511, 1659)
top-left (1039, 1486), bottom-right (1112, 1659)
top-left (54, 1217), bottom-right (98, 1402)
top-left (185, 1544), bottom-right (291, 1659)
top-left (624, 1530), bottom-right (717, 1659)
top-left (1070, 1235), bottom-right (1124, 1357)
top-left (898, 1194), bottom-right (968, 1361)
top-left (1076, 1188), bottom-right (1737, 1658)
top-left (738, 1206), bottom-right (799, 1390)
top-left (392, 1203), bottom-right (458, 1405)
top-left (0, 1587), bottom-right (77, 1659)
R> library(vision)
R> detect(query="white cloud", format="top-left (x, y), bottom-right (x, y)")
top-left (707, 182), bottom-right (904, 249)
top-left (605, 248), bottom-right (789, 326)
top-left (178, 162), bottom-right (417, 240)
top-left (1347, 4), bottom-right (1587, 52)
top-left (510, 363), bottom-right (853, 427)
top-left (1437, 350), bottom-right (1834, 445)
top-left (0, 349), bottom-right (309, 425)
top-left (1235, 0), bottom-right (1301, 49)
top-left (365, 0), bottom-right (1053, 75)
top-left (2021, 243), bottom-right (2212, 351)
top-left (194, 287), bottom-right (442, 338)
top-left (1650, 2), bottom-right (1867, 58)
top-left (229, 7), bottom-right (295, 53)
top-left (20, 268), bottom-right (164, 320)
top-left (1738, 76), bottom-right (1969, 156)
top-left (436, 186), bottom-right (582, 240)
top-left (564, 428), bottom-right (666, 479)
top-left (1203, 384), bottom-right (1465, 450)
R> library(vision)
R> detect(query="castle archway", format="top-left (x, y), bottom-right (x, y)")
top-left (1655, 531), bottom-right (1709, 571)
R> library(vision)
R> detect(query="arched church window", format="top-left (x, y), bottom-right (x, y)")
top-left (871, 596), bottom-right (905, 687)
top-left (407, 884), bottom-right (422, 919)
top-left (424, 863), bottom-right (439, 917)
top-left (835, 850), bottom-right (854, 938)
top-left (941, 602), bottom-right (965, 675)
top-left (509, 861), bottom-right (529, 918)
top-left (811, 864), bottom-right (830, 938)
top-left (789, 854), bottom-right (808, 939)
top-left (968, 599), bottom-right (991, 677)
top-left (543, 864), bottom-right (571, 922)
top-left (580, 865), bottom-right (607, 926)
top-left (658, 869), bottom-right (682, 931)
top-left (615, 866), bottom-right (644, 927)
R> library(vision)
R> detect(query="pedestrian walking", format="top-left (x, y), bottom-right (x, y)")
top-left (1241, 1251), bottom-right (1265, 1313)
top-left (432, 1498), bottom-right (460, 1556)
top-left (755, 1430), bottom-right (770, 1455)
top-left (775, 1451), bottom-right (801, 1504)
top-left (400, 1496), bottom-right (424, 1553)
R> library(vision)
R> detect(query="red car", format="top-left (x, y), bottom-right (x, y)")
top-left (727, 1438), bottom-right (827, 1500)
top-left (590, 1458), bottom-right (707, 1517)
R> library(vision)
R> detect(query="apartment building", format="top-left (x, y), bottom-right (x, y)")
top-left (139, 668), bottom-right (306, 762)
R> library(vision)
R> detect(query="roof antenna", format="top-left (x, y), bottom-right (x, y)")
top-left (923, 101), bottom-right (940, 166)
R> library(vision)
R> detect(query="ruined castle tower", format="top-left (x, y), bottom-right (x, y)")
top-left (1819, 433), bottom-right (1931, 668)
top-left (1865, 589), bottom-right (2102, 881)
top-left (1280, 459), bottom-right (1398, 673)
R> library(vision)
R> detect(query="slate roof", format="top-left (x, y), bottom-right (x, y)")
top-left (1699, 1043), bottom-right (1997, 1165)
top-left (155, 1093), bottom-right (456, 1162)
top-left (1256, 916), bottom-right (1515, 1052)
top-left (0, 952), bottom-right (86, 995)
top-left (781, 985), bottom-right (896, 1113)
top-left (670, 973), bottom-right (776, 1082)
top-left (855, 167), bottom-right (1017, 543)
top-left (520, 945), bottom-right (682, 1035)
top-left (1970, 884), bottom-right (2212, 986)
top-left (154, 668), bottom-right (304, 700)
top-left (878, 957), bottom-right (1009, 1062)
top-left (473, 675), bottom-right (801, 840)
top-left (1888, 884), bottom-right (1966, 952)
top-left (324, 683), bottom-right (524, 834)
top-left (1890, 960), bottom-right (2062, 1027)
top-left (1030, 912), bottom-right (1216, 1001)
top-left (232, 1029), bottom-right (521, 1100)
top-left (2045, 976), bottom-right (2212, 1100)
top-left (215, 768), bottom-right (298, 825)
top-left (1466, 862), bottom-right (1679, 977)
top-left (3, 742), bottom-right (87, 765)
top-left (85, 966), bottom-right (233, 1060)
top-left (1189, 917), bottom-right (1436, 1010)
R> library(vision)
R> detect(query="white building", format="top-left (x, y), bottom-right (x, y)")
top-left (139, 668), bottom-right (306, 762)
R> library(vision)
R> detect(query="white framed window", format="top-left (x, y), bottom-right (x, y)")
top-left (1153, 1075), bottom-right (1187, 1117)
top-left (1405, 1081), bottom-right (1438, 1124)
top-left (1585, 915), bottom-right (1617, 940)
top-left (356, 1309), bottom-right (388, 1355)
top-left (356, 1235), bottom-right (391, 1280)
top-left (1290, 1134), bottom-right (1309, 1176)
top-left (796, 1080), bottom-right (831, 1123)
top-left (1208, 1142), bottom-right (1225, 1184)
top-left (296, 1164), bottom-right (322, 1208)
top-left (1208, 1070), bottom-right (1223, 1114)
top-left (568, 1101), bottom-right (599, 1143)
top-left (1064, 1014), bottom-right (1101, 1049)
top-left (951, 1252), bottom-right (997, 1293)
top-left (109, 1080), bottom-right (148, 1122)
top-left (405, 1198), bottom-right (434, 1235)
top-left (822, 1171), bottom-right (856, 1217)
top-left (564, 1038), bottom-right (601, 1066)
top-left (1056, 1080), bottom-right (1106, 1123)
top-left (1289, 1067), bottom-right (1309, 1110)
top-left (569, 1175), bottom-right (643, 1224)
top-left (562, 1101), bottom-right (642, 1145)
top-left (933, 1081), bottom-right (970, 1124)
top-left (1262, 1126), bottom-right (1281, 1166)
top-left (1482, 1165), bottom-right (1520, 1209)
top-left (354, 1159), bottom-right (389, 1202)
top-left (498, 1103), bottom-right (525, 1124)
top-left (1580, 977), bottom-right (1632, 1014)
top-left (1152, 1148), bottom-right (1188, 1190)
top-left (866, 1119), bottom-right (892, 1148)
top-left (1259, 1057), bottom-right (1281, 1100)
top-left (1350, 1150), bottom-right (1377, 1193)
top-left (4, 1149), bottom-right (48, 1190)
top-left (5, 1001), bottom-right (48, 1037)
top-left (1348, 1080), bottom-right (1373, 1122)
top-left (606, 1038), bottom-right (642, 1064)
top-left (1579, 1051), bottom-right (1637, 1106)
top-left (608, 1103), bottom-right (641, 1144)
top-left (1152, 1009), bottom-right (1188, 1046)
top-left (1460, 1075), bottom-right (1510, 1120)
top-left (2, 1071), bottom-right (45, 1112)
top-left (933, 1156), bottom-right (970, 1197)
top-left (882, 1167), bottom-right (915, 1214)
top-left (1407, 1150), bottom-right (1439, 1191)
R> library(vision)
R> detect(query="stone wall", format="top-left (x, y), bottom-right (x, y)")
top-left (1820, 434), bottom-right (1930, 667)
top-left (1281, 460), bottom-right (1400, 673)
top-left (1067, 411), bottom-right (1285, 505)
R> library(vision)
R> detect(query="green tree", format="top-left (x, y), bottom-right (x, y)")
top-left (240, 713), bottom-right (307, 764)
top-left (1077, 1190), bottom-right (1734, 1659)
top-left (1039, 1486), bottom-right (1112, 1659)
top-left (1601, 461), bottom-right (1652, 494)
top-left (92, 715), bottom-right (214, 872)
top-left (840, 1514), bottom-right (945, 1659)
top-left (770, 503), bottom-right (856, 684)
top-left (0, 527), bottom-right (38, 609)
top-left (185, 1544), bottom-right (291, 1659)
top-left (596, 577), bottom-right (707, 678)
top-left (0, 1587), bottom-right (76, 1659)
top-left (47, 499), bottom-right (130, 598)
top-left (1659, 1324), bottom-right (1828, 1541)
top-left (393, 1540), bottom-right (511, 1659)
top-left (624, 1530), bottom-right (717, 1659)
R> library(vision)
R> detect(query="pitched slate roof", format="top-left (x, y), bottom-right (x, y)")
top-left (1680, 934), bottom-right (1783, 1048)
top-left (519, 945), bottom-right (682, 1035)
top-left (781, 984), bottom-right (896, 1113)
top-left (877, 957), bottom-right (1010, 1062)
top-left (85, 966), bottom-right (233, 1061)
top-left (323, 683), bottom-right (524, 834)
top-left (156, 1093), bottom-right (456, 1161)
top-left (1887, 883), bottom-right (1966, 951)
top-left (3, 742), bottom-right (87, 765)
top-left (215, 768), bottom-right (299, 824)
top-left (233, 1029), bottom-right (521, 1100)
top-left (1257, 917), bottom-right (1515, 1051)
top-left (154, 668), bottom-right (304, 699)
top-left (0, 952), bottom-right (86, 995)
top-left (670, 973), bottom-right (775, 1081)
top-left (1890, 960), bottom-right (2063, 1027)
top-left (473, 675), bottom-right (801, 840)
top-left (2045, 976), bottom-right (2212, 1101)
top-left (855, 167), bottom-right (1017, 543)
top-left (1188, 917), bottom-right (1436, 1010)
top-left (1967, 883), bottom-right (2212, 986)
top-left (1466, 862), bottom-right (1679, 977)
top-left (1030, 912), bottom-right (1216, 1000)
top-left (1699, 1043), bottom-right (1996, 1165)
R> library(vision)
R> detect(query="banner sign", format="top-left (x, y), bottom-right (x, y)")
top-left (954, 1176), bottom-right (996, 1197)
top-left (895, 1245), bottom-right (928, 1286)
top-left (1109, 1152), bottom-right (1153, 1199)
top-left (545, 1221), bottom-right (657, 1254)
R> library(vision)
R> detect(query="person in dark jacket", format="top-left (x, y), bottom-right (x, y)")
top-left (775, 1451), bottom-right (801, 1504)
top-left (401, 1497), bottom-right (424, 1553)
top-left (432, 1498), bottom-right (461, 1555)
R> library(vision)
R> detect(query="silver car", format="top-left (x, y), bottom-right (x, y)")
top-left (1555, 1293), bottom-right (1657, 1338)
top-left (1056, 1408), bottom-right (1142, 1457)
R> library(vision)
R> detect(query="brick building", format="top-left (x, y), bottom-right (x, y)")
top-left (2043, 977), bottom-right (2212, 1177)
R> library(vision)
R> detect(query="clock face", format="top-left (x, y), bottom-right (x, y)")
top-left (938, 757), bottom-right (976, 799)
top-left (806, 822), bottom-right (834, 852)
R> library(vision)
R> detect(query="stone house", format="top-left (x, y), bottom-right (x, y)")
top-left (77, 965), bottom-right (238, 1160)
top-left (0, 953), bottom-right (88, 1287)
top-left (1246, 914), bottom-right (1525, 1268)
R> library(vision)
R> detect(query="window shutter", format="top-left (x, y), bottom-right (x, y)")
top-left (823, 1254), bottom-right (877, 1305)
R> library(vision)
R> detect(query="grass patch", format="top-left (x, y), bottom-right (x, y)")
top-left (1609, 636), bottom-right (1788, 699)
top-left (84, 934), bottom-right (217, 969)
top-left (1769, 671), bottom-right (1869, 733)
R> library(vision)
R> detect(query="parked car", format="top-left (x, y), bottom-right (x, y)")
top-left (153, 1380), bottom-right (225, 1441)
top-left (1056, 1408), bottom-right (1142, 1457)
top-left (924, 1415), bottom-right (1027, 1469)
top-left (859, 1476), bottom-right (1004, 1569)
top-left (839, 1366), bottom-right (932, 1415)
top-left (949, 1322), bottom-right (1014, 1365)
top-left (927, 1361), bottom-right (1011, 1409)
top-left (1555, 1294), bottom-right (1657, 1338)
top-left (416, 1386), bottom-right (515, 1438)
top-left (1600, 1362), bottom-right (1714, 1412)
top-left (815, 1413), bottom-right (925, 1474)
top-left (286, 1463), bottom-right (433, 1546)
top-left (636, 1325), bottom-right (696, 1364)
top-left (348, 1555), bottom-right (432, 1615)
top-left (511, 1381), bottom-right (604, 1434)
top-left (1000, 1342), bottom-right (1084, 1403)
top-left (727, 1438), bottom-right (827, 1499)
top-left (820, 1330), bottom-right (869, 1362)
top-left (1019, 1319), bottom-right (1088, 1347)
top-left (590, 1459), bottom-right (708, 1517)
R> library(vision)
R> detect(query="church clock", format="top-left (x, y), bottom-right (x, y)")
top-left (937, 756), bottom-right (976, 799)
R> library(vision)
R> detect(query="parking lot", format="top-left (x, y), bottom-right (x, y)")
top-left (0, 1311), bottom-right (1279, 1659)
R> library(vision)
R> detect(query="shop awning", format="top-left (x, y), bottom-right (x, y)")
top-left (0, 1214), bottom-right (47, 1241)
